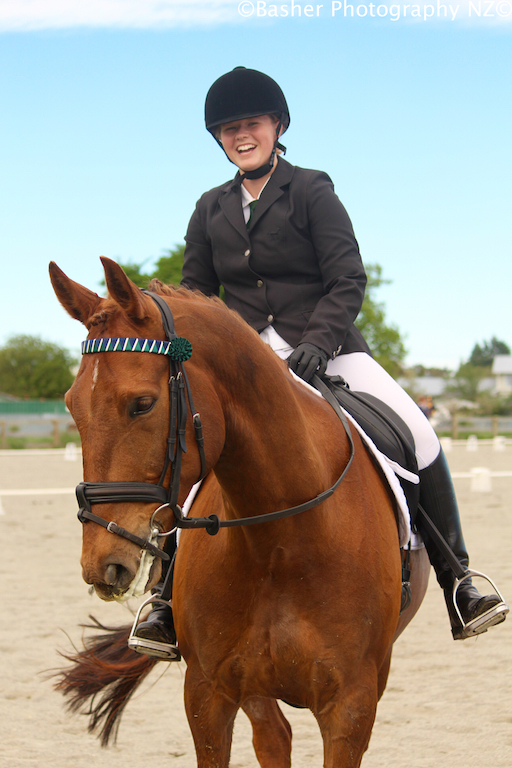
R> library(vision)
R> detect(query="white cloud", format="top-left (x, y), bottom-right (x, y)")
top-left (0, 0), bottom-right (510, 30)
top-left (0, 0), bottom-right (236, 31)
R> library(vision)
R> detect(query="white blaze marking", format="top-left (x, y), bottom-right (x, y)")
top-left (91, 358), bottom-right (99, 391)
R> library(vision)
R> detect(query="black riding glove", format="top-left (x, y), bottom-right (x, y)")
top-left (287, 343), bottom-right (329, 383)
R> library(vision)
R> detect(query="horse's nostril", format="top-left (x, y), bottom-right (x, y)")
top-left (105, 563), bottom-right (119, 586)
top-left (105, 563), bottom-right (133, 591)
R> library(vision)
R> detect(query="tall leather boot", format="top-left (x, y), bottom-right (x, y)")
top-left (417, 450), bottom-right (508, 640)
top-left (128, 535), bottom-right (181, 661)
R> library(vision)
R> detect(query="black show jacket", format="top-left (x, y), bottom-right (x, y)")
top-left (181, 158), bottom-right (370, 359)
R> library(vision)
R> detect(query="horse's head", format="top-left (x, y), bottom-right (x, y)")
top-left (49, 257), bottom-right (225, 601)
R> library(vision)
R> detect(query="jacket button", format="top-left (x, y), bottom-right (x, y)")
top-left (257, 280), bottom-right (263, 288)
top-left (267, 314), bottom-right (274, 323)
top-left (244, 249), bottom-right (251, 257)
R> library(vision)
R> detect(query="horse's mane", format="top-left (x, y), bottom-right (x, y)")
top-left (146, 279), bottom-right (227, 310)
top-left (144, 281), bottom-right (284, 371)
top-left (87, 279), bottom-right (231, 329)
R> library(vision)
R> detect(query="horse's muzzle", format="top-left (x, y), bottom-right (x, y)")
top-left (81, 551), bottom-right (136, 597)
top-left (83, 564), bottom-right (134, 601)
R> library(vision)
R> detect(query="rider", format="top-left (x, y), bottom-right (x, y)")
top-left (133, 67), bottom-right (508, 658)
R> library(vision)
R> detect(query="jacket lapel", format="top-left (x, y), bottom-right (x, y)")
top-left (219, 177), bottom-right (250, 243)
top-left (248, 158), bottom-right (294, 231)
top-left (219, 159), bottom-right (295, 238)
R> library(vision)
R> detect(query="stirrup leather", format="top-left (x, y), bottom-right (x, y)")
top-left (452, 569), bottom-right (509, 639)
top-left (128, 595), bottom-right (181, 661)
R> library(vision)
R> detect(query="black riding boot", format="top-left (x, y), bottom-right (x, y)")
top-left (417, 450), bottom-right (508, 640)
top-left (128, 535), bottom-right (181, 661)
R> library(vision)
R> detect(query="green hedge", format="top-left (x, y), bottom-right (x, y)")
top-left (0, 400), bottom-right (68, 415)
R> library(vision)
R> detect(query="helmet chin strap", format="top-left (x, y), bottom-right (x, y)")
top-left (222, 120), bottom-right (286, 181)
top-left (242, 145), bottom-right (278, 180)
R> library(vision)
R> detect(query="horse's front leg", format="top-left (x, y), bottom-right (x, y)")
top-left (242, 697), bottom-right (292, 768)
top-left (184, 665), bottom-right (238, 768)
top-left (315, 671), bottom-right (379, 768)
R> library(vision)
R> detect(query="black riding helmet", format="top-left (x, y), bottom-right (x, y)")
top-left (205, 67), bottom-right (290, 179)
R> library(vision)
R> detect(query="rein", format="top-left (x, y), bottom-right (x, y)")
top-left (75, 293), bottom-right (355, 556)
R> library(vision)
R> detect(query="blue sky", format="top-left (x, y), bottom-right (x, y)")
top-left (1, 1), bottom-right (511, 370)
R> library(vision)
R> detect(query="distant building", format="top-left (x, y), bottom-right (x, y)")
top-left (399, 374), bottom-right (495, 400)
top-left (398, 376), bottom-right (448, 398)
top-left (492, 355), bottom-right (512, 395)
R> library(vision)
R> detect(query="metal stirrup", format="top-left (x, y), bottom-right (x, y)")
top-left (452, 570), bottom-right (509, 637)
top-left (127, 595), bottom-right (180, 661)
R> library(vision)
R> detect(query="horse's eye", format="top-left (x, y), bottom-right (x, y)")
top-left (131, 397), bottom-right (155, 416)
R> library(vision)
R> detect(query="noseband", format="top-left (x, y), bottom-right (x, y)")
top-left (76, 291), bottom-right (355, 559)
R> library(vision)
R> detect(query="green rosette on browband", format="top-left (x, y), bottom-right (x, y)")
top-left (169, 337), bottom-right (193, 361)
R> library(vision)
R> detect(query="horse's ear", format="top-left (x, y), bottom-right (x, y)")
top-left (100, 256), bottom-right (151, 321)
top-left (49, 262), bottom-right (103, 326)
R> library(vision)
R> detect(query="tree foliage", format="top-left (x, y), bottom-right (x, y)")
top-left (113, 250), bottom-right (406, 378)
top-left (444, 336), bottom-right (511, 409)
top-left (0, 335), bottom-right (76, 399)
top-left (444, 361), bottom-right (490, 403)
top-left (108, 246), bottom-right (185, 289)
top-left (151, 245), bottom-right (185, 286)
top-left (475, 390), bottom-right (512, 416)
top-left (468, 336), bottom-right (510, 367)
top-left (354, 263), bottom-right (407, 378)
top-left (410, 364), bottom-right (451, 378)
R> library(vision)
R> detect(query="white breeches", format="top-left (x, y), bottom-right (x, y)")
top-left (259, 326), bottom-right (440, 470)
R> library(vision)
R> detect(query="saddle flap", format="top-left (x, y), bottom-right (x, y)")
top-left (320, 375), bottom-right (420, 522)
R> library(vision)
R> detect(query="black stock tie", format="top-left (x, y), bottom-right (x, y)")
top-left (246, 200), bottom-right (258, 228)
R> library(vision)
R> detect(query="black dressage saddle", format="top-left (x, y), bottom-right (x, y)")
top-left (316, 374), bottom-right (420, 524)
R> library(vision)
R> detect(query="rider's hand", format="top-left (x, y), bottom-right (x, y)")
top-left (287, 343), bottom-right (329, 383)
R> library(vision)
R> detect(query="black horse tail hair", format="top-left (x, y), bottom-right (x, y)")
top-left (53, 616), bottom-right (157, 746)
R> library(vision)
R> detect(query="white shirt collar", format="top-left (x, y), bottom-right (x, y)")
top-left (240, 176), bottom-right (272, 223)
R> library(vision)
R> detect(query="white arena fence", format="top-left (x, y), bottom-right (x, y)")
top-left (440, 436), bottom-right (512, 452)
top-left (0, 441), bottom-right (511, 506)
top-left (0, 444), bottom-right (82, 459)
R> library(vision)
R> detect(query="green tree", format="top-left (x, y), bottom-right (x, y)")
top-left (100, 258), bottom-right (153, 289)
top-left (469, 336), bottom-right (510, 367)
top-left (116, 260), bottom-right (153, 288)
top-left (355, 263), bottom-right (407, 378)
top-left (410, 364), bottom-right (451, 378)
top-left (108, 246), bottom-right (185, 289)
top-left (445, 362), bottom-right (490, 403)
top-left (151, 245), bottom-right (185, 286)
top-left (443, 338), bottom-right (511, 408)
top-left (475, 390), bottom-right (512, 416)
top-left (0, 335), bottom-right (76, 399)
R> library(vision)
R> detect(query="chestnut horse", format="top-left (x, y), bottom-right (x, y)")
top-left (50, 258), bottom-right (429, 768)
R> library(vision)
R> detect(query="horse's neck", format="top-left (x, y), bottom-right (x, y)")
top-left (213, 354), bottom-right (341, 522)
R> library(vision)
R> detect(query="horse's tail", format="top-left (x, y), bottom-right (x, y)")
top-left (54, 616), bottom-right (157, 746)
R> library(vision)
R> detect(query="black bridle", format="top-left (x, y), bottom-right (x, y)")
top-left (75, 291), bottom-right (355, 559)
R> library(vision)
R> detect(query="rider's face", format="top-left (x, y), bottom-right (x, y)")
top-left (219, 115), bottom-right (279, 173)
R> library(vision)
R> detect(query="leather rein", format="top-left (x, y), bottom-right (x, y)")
top-left (75, 291), bottom-right (355, 559)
